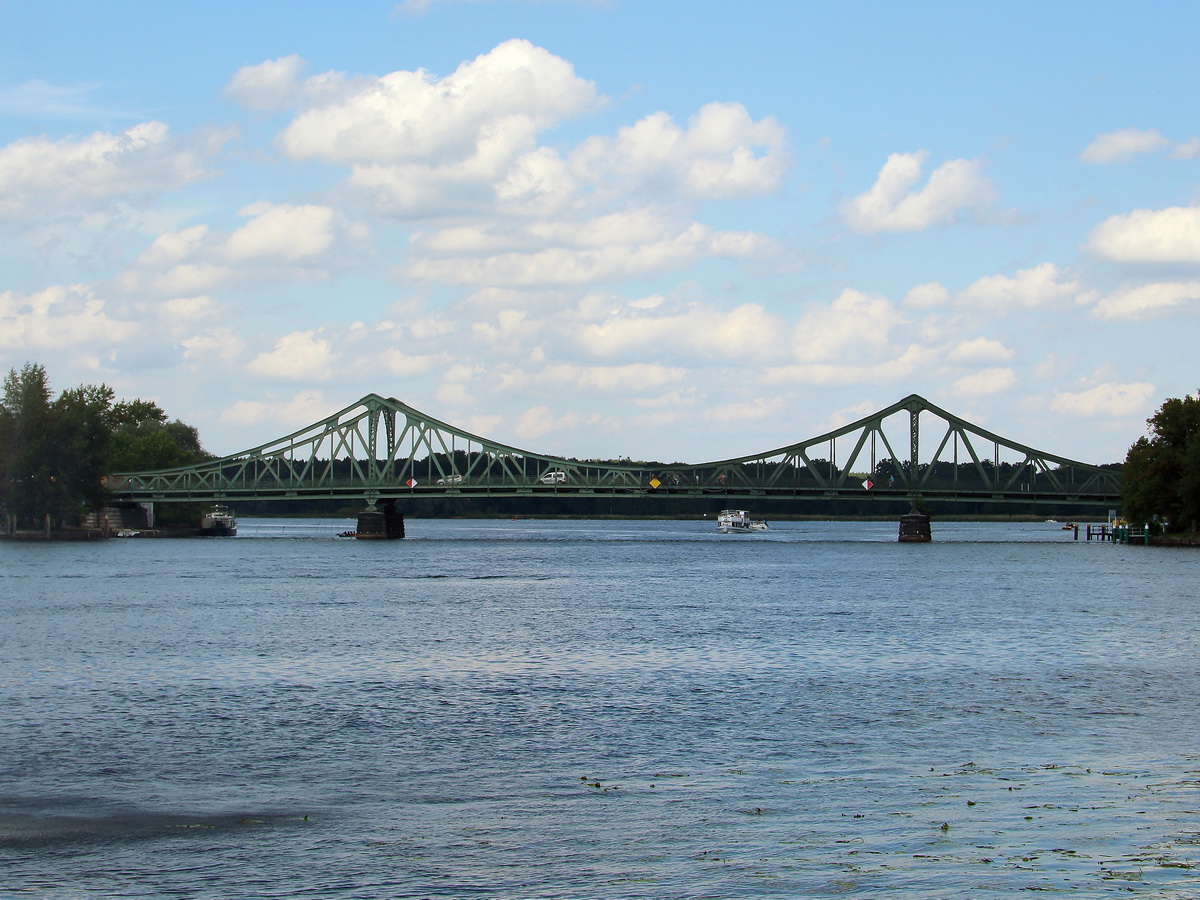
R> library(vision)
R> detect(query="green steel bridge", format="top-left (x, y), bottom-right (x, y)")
top-left (107, 393), bottom-right (1123, 515)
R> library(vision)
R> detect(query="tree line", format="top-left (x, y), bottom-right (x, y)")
top-left (1121, 392), bottom-right (1200, 533)
top-left (1, 363), bottom-right (209, 530)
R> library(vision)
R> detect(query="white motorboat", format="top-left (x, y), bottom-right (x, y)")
top-left (716, 509), bottom-right (769, 533)
top-left (199, 504), bottom-right (237, 536)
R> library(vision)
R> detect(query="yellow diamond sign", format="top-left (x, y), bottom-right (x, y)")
top-left (649, 478), bottom-right (661, 489)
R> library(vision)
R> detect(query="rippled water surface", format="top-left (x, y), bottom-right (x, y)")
top-left (2, 518), bottom-right (1199, 898)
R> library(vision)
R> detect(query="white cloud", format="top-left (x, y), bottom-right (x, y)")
top-left (903, 281), bottom-right (950, 308)
top-left (1087, 206), bottom-right (1200, 263)
top-left (578, 301), bottom-right (785, 362)
top-left (255, 42), bottom-right (786, 224)
top-left (435, 381), bottom-right (473, 405)
top-left (157, 296), bottom-right (219, 321)
top-left (220, 389), bottom-right (332, 429)
top-left (537, 362), bottom-right (686, 392)
top-left (136, 225), bottom-right (210, 268)
top-left (406, 220), bottom-right (769, 287)
top-left (1079, 128), bottom-right (1173, 163)
top-left (247, 331), bottom-right (335, 380)
top-left (947, 337), bottom-right (1013, 364)
top-left (459, 413), bottom-right (503, 437)
top-left (573, 101), bottom-right (789, 199)
top-left (494, 147), bottom-right (576, 214)
top-left (0, 122), bottom-right (213, 219)
top-left (378, 347), bottom-right (439, 376)
top-left (957, 262), bottom-right (1083, 309)
top-left (226, 202), bottom-right (343, 262)
top-left (841, 150), bottom-right (996, 233)
top-left (415, 208), bottom-right (677, 256)
top-left (153, 296), bottom-right (222, 340)
top-left (151, 263), bottom-right (235, 297)
top-left (277, 39), bottom-right (598, 165)
top-left (793, 289), bottom-right (907, 363)
top-left (347, 146), bottom-right (576, 218)
top-left (119, 204), bottom-right (368, 299)
top-left (1050, 382), bottom-right (1156, 417)
top-left (256, 40), bottom-right (603, 219)
top-left (471, 309), bottom-right (537, 348)
top-left (512, 404), bottom-right (603, 442)
top-left (1093, 281), bottom-right (1200, 321)
top-left (224, 55), bottom-right (307, 110)
top-left (703, 395), bottom-right (789, 424)
top-left (181, 327), bottom-right (245, 363)
top-left (1034, 353), bottom-right (1074, 381)
top-left (950, 367), bottom-right (1016, 398)
top-left (763, 345), bottom-right (938, 387)
top-left (1170, 137), bottom-right (1200, 160)
top-left (0, 284), bottom-right (138, 349)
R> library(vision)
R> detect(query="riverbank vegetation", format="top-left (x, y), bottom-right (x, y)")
top-left (0, 363), bottom-right (209, 530)
top-left (1122, 392), bottom-right (1200, 534)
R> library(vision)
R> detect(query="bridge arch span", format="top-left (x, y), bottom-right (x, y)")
top-left (106, 393), bottom-right (1122, 510)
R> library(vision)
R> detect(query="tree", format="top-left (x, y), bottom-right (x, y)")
top-left (1122, 393), bottom-right (1200, 532)
top-left (1, 364), bottom-right (210, 530)
top-left (52, 383), bottom-right (117, 514)
top-left (109, 400), bottom-right (206, 472)
top-left (1, 363), bottom-right (65, 526)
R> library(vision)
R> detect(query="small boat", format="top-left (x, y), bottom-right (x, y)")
top-left (716, 509), bottom-right (769, 533)
top-left (199, 504), bottom-right (237, 536)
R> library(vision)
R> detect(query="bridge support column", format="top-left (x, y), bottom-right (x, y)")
top-left (355, 499), bottom-right (405, 539)
top-left (898, 507), bottom-right (931, 542)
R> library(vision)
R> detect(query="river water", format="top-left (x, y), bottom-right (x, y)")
top-left (2, 518), bottom-right (1198, 898)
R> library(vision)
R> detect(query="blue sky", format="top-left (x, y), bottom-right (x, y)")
top-left (1, 0), bottom-right (1197, 465)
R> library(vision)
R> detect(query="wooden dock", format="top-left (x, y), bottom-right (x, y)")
top-left (1081, 523), bottom-right (1148, 543)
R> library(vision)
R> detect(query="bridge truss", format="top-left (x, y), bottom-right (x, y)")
top-left (107, 394), bottom-right (1122, 512)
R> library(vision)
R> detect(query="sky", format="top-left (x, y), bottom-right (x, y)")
top-left (1, 0), bottom-right (1197, 466)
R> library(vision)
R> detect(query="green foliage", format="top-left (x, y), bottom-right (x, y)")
top-left (1, 363), bottom-right (209, 529)
top-left (110, 416), bottom-right (206, 472)
top-left (51, 382), bottom-right (116, 515)
top-left (1, 363), bottom-right (60, 524)
top-left (1122, 393), bottom-right (1200, 532)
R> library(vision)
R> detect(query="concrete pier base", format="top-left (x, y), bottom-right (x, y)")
top-left (898, 509), bottom-right (931, 542)
top-left (356, 500), bottom-right (405, 539)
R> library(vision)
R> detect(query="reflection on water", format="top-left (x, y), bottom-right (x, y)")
top-left (2, 519), bottom-right (1198, 898)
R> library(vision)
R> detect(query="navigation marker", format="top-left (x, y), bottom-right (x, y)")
top-left (407, 478), bottom-right (418, 487)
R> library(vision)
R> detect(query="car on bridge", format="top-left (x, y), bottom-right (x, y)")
top-left (436, 474), bottom-right (465, 485)
top-left (539, 470), bottom-right (567, 484)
